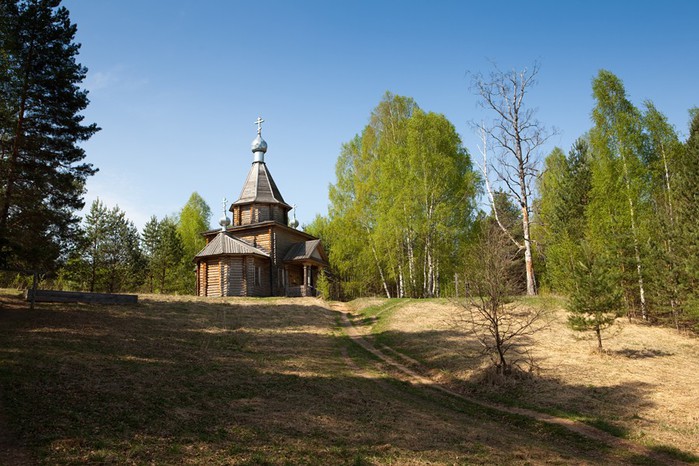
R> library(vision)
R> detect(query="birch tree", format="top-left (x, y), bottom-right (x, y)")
top-left (589, 70), bottom-right (651, 320)
top-left (470, 63), bottom-right (553, 295)
top-left (325, 93), bottom-right (479, 298)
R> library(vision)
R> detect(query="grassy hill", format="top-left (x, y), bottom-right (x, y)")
top-left (0, 291), bottom-right (696, 464)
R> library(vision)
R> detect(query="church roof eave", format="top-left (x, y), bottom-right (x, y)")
top-left (282, 239), bottom-right (329, 267)
top-left (194, 232), bottom-right (270, 262)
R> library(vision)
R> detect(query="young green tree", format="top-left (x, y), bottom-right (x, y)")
top-left (176, 192), bottom-right (211, 260)
top-left (141, 215), bottom-right (162, 293)
top-left (327, 93), bottom-right (416, 298)
top-left (387, 108), bottom-right (478, 297)
top-left (568, 244), bottom-right (621, 352)
top-left (0, 0), bottom-right (98, 271)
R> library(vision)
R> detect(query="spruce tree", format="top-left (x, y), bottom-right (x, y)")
top-left (675, 112), bottom-right (699, 307)
top-left (642, 102), bottom-right (683, 327)
top-left (537, 139), bottom-right (592, 293)
top-left (0, 0), bottom-right (98, 271)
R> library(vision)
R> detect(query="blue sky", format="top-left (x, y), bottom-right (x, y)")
top-left (63, 0), bottom-right (699, 230)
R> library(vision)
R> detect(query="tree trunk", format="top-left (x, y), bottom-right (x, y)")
top-left (522, 205), bottom-right (536, 295)
top-left (406, 233), bottom-right (416, 297)
top-left (369, 236), bottom-right (390, 299)
top-left (620, 153), bottom-right (648, 320)
top-left (0, 42), bottom-right (34, 240)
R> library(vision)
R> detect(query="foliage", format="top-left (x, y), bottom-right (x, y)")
top-left (61, 199), bottom-right (143, 292)
top-left (315, 269), bottom-right (330, 300)
top-left (0, 0), bottom-right (98, 271)
top-left (142, 215), bottom-right (186, 294)
top-left (533, 70), bottom-right (699, 332)
top-left (323, 92), bottom-right (479, 299)
top-left (176, 192), bottom-right (211, 261)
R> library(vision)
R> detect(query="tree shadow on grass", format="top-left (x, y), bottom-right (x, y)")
top-left (373, 325), bottom-right (698, 464)
top-left (612, 348), bottom-right (674, 359)
top-left (0, 293), bottom-right (682, 465)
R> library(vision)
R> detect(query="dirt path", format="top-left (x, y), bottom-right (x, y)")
top-left (331, 302), bottom-right (685, 466)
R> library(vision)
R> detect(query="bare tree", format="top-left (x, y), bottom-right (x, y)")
top-left (457, 223), bottom-right (546, 376)
top-left (470, 62), bottom-right (554, 295)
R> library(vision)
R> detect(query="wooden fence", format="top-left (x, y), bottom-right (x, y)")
top-left (24, 289), bottom-right (138, 305)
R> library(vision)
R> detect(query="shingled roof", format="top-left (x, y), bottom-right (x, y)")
top-left (283, 239), bottom-right (329, 266)
top-left (194, 232), bottom-right (269, 259)
top-left (231, 161), bottom-right (290, 208)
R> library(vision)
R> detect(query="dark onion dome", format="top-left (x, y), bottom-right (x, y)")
top-left (288, 215), bottom-right (299, 229)
top-left (219, 214), bottom-right (231, 230)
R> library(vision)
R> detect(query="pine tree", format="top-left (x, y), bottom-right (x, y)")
top-left (0, 0), bottom-right (98, 271)
top-left (568, 244), bottom-right (621, 352)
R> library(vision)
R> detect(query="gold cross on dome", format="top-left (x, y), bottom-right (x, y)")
top-left (254, 116), bottom-right (264, 135)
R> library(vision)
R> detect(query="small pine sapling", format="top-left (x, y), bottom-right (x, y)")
top-left (567, 246), bottom-right (621, 352)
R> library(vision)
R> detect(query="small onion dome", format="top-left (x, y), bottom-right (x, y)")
top-left (251, 134), bottom-right (267, 154)
top-left (288, 216), bottom-right (299, 229)
top-left (219, 215), bottom-right (231, 230)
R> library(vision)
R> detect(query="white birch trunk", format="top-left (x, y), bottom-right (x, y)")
top-left (620, 153), bottom-right (648, 319)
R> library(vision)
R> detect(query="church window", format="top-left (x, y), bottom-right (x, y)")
top-left (254, 264), bottom-right (261, 287)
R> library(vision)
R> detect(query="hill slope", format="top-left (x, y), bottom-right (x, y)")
top-left (0, 292), bottom-right (694, 464)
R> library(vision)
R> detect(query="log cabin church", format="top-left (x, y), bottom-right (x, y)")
top-left (193, 117), bottom-right (328, 297)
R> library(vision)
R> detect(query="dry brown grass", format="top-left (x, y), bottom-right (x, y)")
top-left (367, 297), bottom-right (699, 458)
top-left (0, 291), bottom-right (662, 465)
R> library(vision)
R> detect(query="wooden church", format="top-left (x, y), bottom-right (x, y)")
top-left (193, 118), bottom-right (328, 297)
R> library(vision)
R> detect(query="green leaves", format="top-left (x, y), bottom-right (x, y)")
top-left (176, 192), bottom-right (211, 264)
top-left (324, 93), bottom-right (479, 298)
